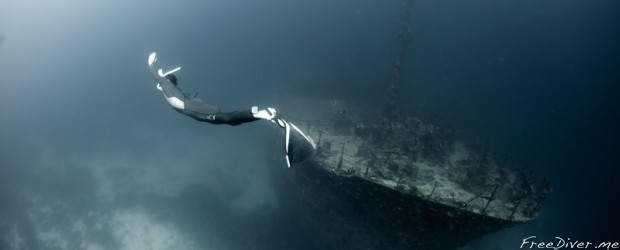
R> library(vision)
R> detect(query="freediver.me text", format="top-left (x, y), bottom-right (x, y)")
top-left (521, 236), bottom-right (619, 250)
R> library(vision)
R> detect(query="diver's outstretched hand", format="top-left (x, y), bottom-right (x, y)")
top-left (148, 52), bottom-right (158, 66)
top-left (147, 52), bottom-right (181, 77)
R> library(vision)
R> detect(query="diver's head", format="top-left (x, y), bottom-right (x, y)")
top-left (165, 74), bottom-right (178, 86)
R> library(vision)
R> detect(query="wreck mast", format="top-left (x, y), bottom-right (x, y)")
top-left (386, 0), bottom-right (414, 117)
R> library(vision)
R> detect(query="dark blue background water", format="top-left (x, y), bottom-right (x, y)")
top-left (0, 0), bottom-right (618, 249)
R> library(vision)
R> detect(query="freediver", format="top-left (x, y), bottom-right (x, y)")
top-left (147, 52), bottom-right (315, 167)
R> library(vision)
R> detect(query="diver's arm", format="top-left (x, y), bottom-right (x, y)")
top-left (148, 52), bottom-right (166, 83)
top-left (148, 52), bottom-right (186, 109)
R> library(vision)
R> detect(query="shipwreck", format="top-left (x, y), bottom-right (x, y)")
top-left (270, 99), bottom-right (551, 249)
top-left (268, 0), bottom-right (550, 248)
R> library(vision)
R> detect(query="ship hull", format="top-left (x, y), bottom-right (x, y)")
top-left (271, 159), bottom-right (515, 250)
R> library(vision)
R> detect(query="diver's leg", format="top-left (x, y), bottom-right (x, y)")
top-left (212, 106), bottom-right (289, 126)
top-left (182, 99), bottom-right (278, 126)
top-left (210, 110), bottom-right (260, 126)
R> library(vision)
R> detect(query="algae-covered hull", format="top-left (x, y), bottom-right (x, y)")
top-left (272, 159), bottom-right (512, 250)
top-left (270, 99), bottom-right (550, 249)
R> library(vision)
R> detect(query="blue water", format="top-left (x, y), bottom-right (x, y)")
top-left (0, 0), bottom-right (618, 249)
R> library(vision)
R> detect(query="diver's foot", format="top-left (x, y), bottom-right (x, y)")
top-left (252, 106), bottom-right (286, 127)
top-left (252, 106), bottom-right (276, 119)
top-left (252, 106), bottom-right (316, 168)
top-left (284, 121), bottom-right (317, 168)
top-left (282, 121), bottom-right (317, 168)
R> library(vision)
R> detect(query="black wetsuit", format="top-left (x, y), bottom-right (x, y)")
top-left (149, 66), bottom-right (259, 126)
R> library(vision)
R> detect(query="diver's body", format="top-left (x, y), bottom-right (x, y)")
top-left (147, 52), bottom-right (315, 167)
top-left (148, 53), bottom-right (275, 126)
